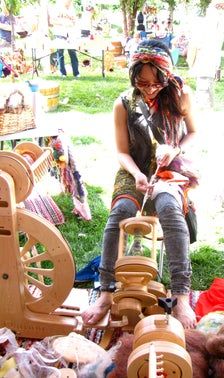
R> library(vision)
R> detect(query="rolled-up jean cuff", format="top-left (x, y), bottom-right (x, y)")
top-left (171, 290), bottom-right (190, 295)
top-left (54, 35), bottom-right (67, 40)
top-left (100, 284), bottom-right (116, 292)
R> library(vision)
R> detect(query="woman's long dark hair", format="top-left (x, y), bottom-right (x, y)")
top-left (129, 39), bottom-right (186, 118)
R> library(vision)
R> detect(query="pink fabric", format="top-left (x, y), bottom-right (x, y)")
top-left (24, 192), bottom-right (65, 225)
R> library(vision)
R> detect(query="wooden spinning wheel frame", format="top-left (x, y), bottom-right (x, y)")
top-left (0, 145), bottom-right (82, 339)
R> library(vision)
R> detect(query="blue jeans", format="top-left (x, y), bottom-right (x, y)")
top-left (99, 193), bottom-right (191, 295)
top-left (57, 49), bottom-right (79, 76)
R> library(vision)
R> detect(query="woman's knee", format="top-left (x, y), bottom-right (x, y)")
top-left (111, 198), bottom-right (138, 218)
top-left (155, 193), bottom-right (188, 231)
top-left (155, 193), bottom-right (182, 217)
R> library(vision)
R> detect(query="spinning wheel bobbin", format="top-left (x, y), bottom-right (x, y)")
top-left (118, 216), bottom-right (159, 261)
top-left (13, 141), bottom-right (54, 183)
top-left (123, 219), bottom-right (152, 236)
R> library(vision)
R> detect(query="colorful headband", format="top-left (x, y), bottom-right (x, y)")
top-left (131, 46), bottom-right (173, 77)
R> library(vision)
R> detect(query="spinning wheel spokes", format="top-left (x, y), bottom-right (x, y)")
top-left (21, 234), bottom-right (55, 286)
top-left (17, 208), bottom-right (75, 314)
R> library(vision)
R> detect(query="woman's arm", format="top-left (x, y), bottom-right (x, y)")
top-left (113, 97), bottom-right (149, 193)
top-left (0, 21), bottom-right (11, 31)
top-left (180, 84), bottom-right (197, 153)
top-left (153, 85), bottom-right (197, 168)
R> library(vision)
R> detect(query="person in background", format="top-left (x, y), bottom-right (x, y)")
top-left (50, 0), bottom-right (80, 78)
top-left (172, 31), bottom-right (189, 57)
top-left (82, 39), bottom-right (198, 330)
top-left (154, 19), bottom-right (173, 49)
top-left (137, 11), bottom-right (144, 25)
top-left (0, 0), bottom-right (28, 48)
top-left (187, 0), bottom-right (224, 107)
top-left (149, 17), bottom-right (159, 37)
top-left (0, 0), bottom-right (13, 47)
top-left (124, 31), bottom-right (142, 65)
top-left (136, 10), bottom-right (147, 39)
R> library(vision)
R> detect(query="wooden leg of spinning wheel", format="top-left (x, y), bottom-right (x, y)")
top-left (118, 227), bottom-right (126, 259)
top-left (150, 222), bottom-right (158, 262)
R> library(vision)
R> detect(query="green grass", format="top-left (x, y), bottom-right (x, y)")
top-left (161, 245), bottom-right (224, 291)
top-left (214, 79), bottom-right (224, 111)
top-left (190, 246), bottom-right (224, 290)
top-left (44, 63), bottom-right (130, 114)
top-left (71, 135), bottom-right (101, 145)
top-left (54, 186), bottom-right (109, 271)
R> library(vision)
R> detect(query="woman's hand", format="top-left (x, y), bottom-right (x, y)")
top-left (156, 144), bottom-right (180, 167)
top-left (134, 172), bottom-right (149, 193)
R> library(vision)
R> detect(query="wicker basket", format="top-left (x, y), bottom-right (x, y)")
top-left (0, 90), bottom-right (36, 136)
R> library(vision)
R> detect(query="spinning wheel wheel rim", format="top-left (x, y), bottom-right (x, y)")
top-left (17, 208), bottom-right (75, 314)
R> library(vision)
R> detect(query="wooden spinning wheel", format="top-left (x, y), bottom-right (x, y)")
top-left (0, 144), bottom-right (87, 339)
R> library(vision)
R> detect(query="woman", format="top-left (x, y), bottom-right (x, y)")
top-left (82, 39), bottom-right (198, 329)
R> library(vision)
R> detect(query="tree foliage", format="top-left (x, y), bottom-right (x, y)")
top-left (3, 0), bottom-right (37, 15)
top-left (4, 0), bottom-right (21, 15)
top-left (198, 0), bottom-right (212, 15)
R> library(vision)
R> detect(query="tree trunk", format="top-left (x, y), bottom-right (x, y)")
top-left (9, 13), bottom-right (15, 52)
top-left (120, 0), bottom-right (128, 37)
top-left (127, 12), bottom-right (135, 36)
top-left (120, 0), bottom-right (145, 37)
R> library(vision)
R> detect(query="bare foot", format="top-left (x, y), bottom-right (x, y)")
top-left (81, 292), bottom-right (113, 325)
top-left (172, 294), bottom-right (196, 329)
